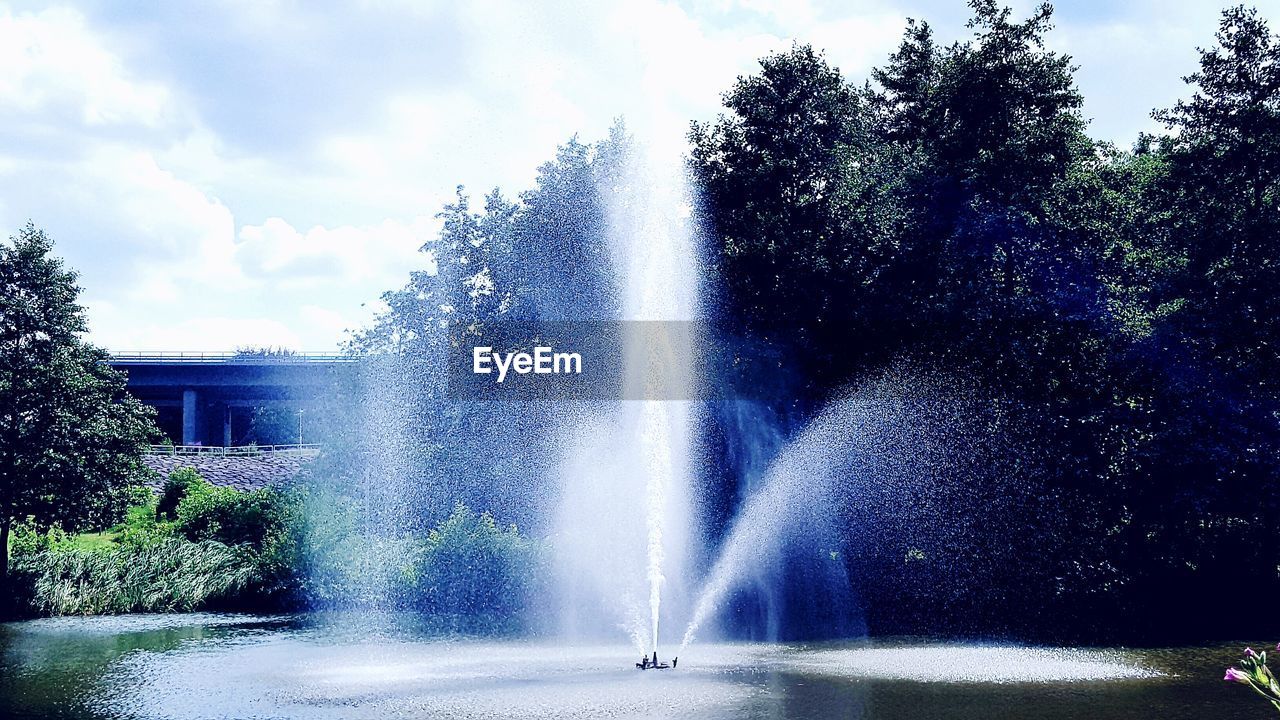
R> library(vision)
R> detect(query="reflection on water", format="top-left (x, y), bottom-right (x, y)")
top-left (0, 613), bottom-right (1259, 719)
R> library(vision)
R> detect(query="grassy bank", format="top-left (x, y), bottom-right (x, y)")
top-left (5, 468), bottom-right (547, 628)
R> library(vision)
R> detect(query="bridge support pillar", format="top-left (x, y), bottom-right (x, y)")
top-left (182, 389), bottom-right (199, 445)
top-left (222, 405), bottom-right (232, 447)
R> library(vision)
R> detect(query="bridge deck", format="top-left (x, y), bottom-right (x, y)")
top-left (109, 351), bottom-right (357, 447)
top-left (110, 351), bottom-right (356, 364)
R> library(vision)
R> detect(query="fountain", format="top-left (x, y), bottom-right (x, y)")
top-left (552, 137), bottom-right (699, 659)
top-left (555, 134), bottom-right (890, 660)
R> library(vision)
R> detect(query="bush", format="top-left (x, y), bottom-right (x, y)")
top-left (173, 475), bottom-right (288, 547)
top-left (9, 471), bottom-right (547, 626)
top-left (287, 483), bottom-right (419, 607)
top-left (411, 503), bottom-right (547, 629)
top-left (157, 467), bottom-right (202, 520)
top-left (8, 472), bottom-right (302, 616)
top-left (7, 523), bottom-right (69, 556)
top-left (165, 472), bottom-right (302, 606)
top-left (116, 486), bottom-right (169, 547)
top-left (288, 491), bottom-right (547, 626)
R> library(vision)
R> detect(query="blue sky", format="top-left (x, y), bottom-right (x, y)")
top-left (0, 0), bottom-right (1275, 350)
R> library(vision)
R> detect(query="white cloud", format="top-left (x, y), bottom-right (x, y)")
top-left (806, 13), bottom-right (909, 77)
top-left (235, 216), bottom-right (430, 289)
top-left (0, 6), bottom-right (171, 127)
top-left (1051, 14), bottom-right (1205, 145)
top-left (86, 303), bottom-right (302, 351)
top-left (299, 304), bottom-right (361, 343)
top-left (88, 146), bottom-right (242, 283)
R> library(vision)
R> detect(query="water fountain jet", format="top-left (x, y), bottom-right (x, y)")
top-left (552, 135), bottom-right (699, 659)
top-left (679, 387), bottom-right (917, 652)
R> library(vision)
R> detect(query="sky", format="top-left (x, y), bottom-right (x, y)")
top-left (1, 0), bottom-right (1276, 351)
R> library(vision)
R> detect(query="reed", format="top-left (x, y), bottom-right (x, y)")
top-left (16, 539), bottom-right (255, 616)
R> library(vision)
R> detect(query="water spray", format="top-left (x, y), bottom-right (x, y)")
top-left (677, 391), bottom-right (890, 653)
top-left (551, 135), bottom-right (698, 664)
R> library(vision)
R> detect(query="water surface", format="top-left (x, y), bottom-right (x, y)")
top-left (0, 613), bottom-right (1255, 719)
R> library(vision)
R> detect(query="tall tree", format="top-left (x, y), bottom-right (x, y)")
top-left (693, 1), bottom-right (1130, 638)
top-left (691, 44), bottom-right (908, 393)
top-left (343, 131), bottom-right (629, 531)
top-left (1154, 4), bottom-right (1280, 386)
top-left (1098, 5), bottom-right (1280, 636)
top-left (0, 223), bottom-right (156, 592)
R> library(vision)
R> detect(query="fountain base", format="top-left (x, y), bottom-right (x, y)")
top-left (635, 653), bottom-right (676, 670)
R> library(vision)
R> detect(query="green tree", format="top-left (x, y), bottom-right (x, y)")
top-left (0, 223), bottom-right (156, 596)
top-left (1097, 5), bottom-right (1280, 633)
top-left (1153, 4), bottom-right (1280, 385)
top-left (690, 44), bottom-right (909, 391)
top-left (342, 131), bottom-right (630, 532)
top-left (692, 1), bottom-right (1142, 635)
top-left (888, 1), bottom-right (1087, 206)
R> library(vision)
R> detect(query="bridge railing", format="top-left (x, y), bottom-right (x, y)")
top-left (110, 351), bottom-right (355, 363)
top-left (147, 444), bottom-right (322, 457)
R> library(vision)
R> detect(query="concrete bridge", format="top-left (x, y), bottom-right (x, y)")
top-left (109, 351), bottom-right (357, 447)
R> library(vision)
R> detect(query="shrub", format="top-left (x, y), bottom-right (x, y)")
top-left (10, 473), bottom-right (548, 625)
top-left (7, 523), bottom-right (69, 556)
top-left (173, 476), bottom-right (287, 547)
top-left (286, 492), bottom-right (547, 624)
top-left (115, 486), bottom-right (170, 547)
top-left (157, 467), bottom-right (202, 520)
top-left (411, 503), bottom-right (547, 629)
top-left (286, 484), bottom-right (416, 607)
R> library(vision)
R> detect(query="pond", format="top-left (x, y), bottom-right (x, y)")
top-left (0, 613), bottom-right (1257, 719)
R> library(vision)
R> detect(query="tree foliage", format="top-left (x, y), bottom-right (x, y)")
top-left (691, 2), bottom-right (1280, 640)
top-left (0, 224), bottom-right (156, 593)
top-left (338, 126), bottom-right (635, 532)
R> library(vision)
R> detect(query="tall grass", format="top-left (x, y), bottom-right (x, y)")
top-left (15, 539), bottom-right (255, 615)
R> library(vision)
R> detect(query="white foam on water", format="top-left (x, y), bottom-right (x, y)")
top-left (789, 645), bottom-right (1162, 684)
top-left (99, 637), bottom-right (1164, 720)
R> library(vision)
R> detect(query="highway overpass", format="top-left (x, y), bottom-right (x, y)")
top-left (108, 351), bottom-right (357, 447)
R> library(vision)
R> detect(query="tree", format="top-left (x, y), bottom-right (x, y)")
top-left (342, 131), bottom-right (629, 532)
top-left (691, 44), bottom-right (910, 394)
top-left (1153, 4), bottom-right (1280, 386)
top-left (691, 2), bottom-right (1153, 638)
top-left (1096, 5), bottom-right (1280, 636)
top-left (0, 223), bottom-right (156, 593)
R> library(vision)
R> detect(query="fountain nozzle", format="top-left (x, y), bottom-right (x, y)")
top-left (635, 650), bottom-right (674, 670)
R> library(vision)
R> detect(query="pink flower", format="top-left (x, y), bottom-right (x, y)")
top-left (1246, 648), bottom-right (1259, 658)
top-left (1226, 667), bottom-right (1251, 683)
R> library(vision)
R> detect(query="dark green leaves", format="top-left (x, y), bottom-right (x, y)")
top-left (0, 224), bottom-right (157, 582)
